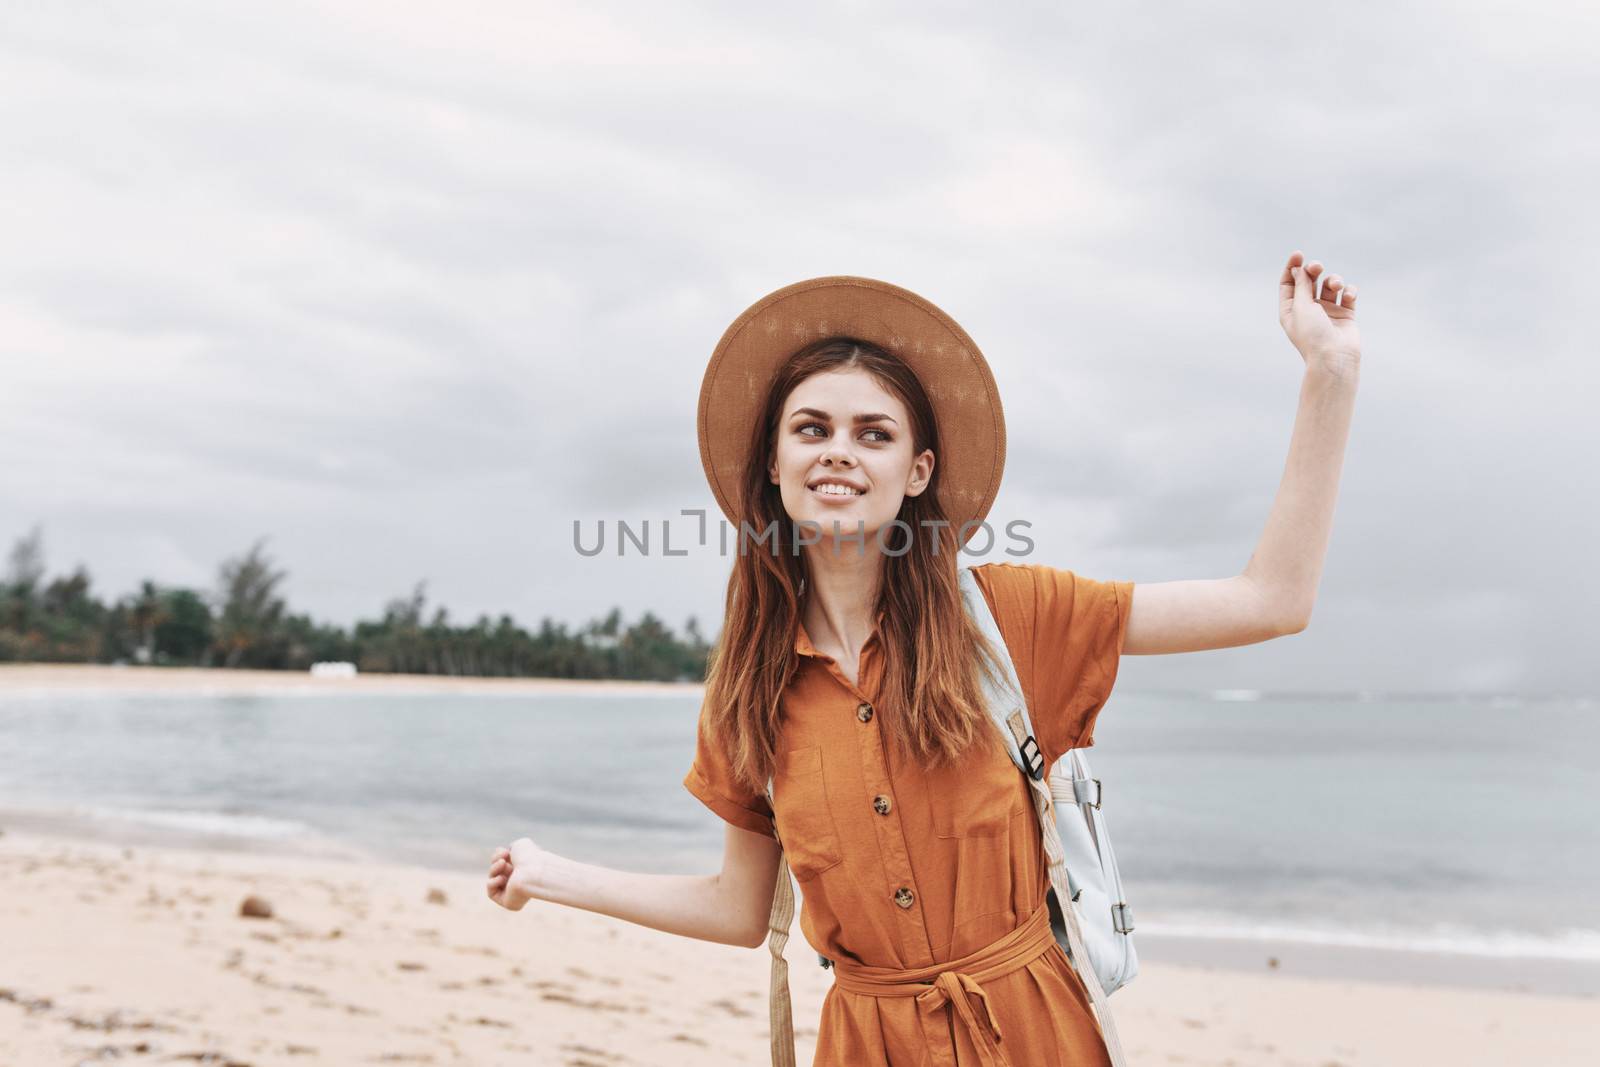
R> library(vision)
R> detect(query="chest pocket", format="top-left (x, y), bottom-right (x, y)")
top-left (928, 733), bottom-right (1028, 839)
top-left (772, 745), bottom-right (844, 880)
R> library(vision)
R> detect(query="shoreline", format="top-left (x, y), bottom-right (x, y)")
top-left (5, 802), bottom-right (1598, 1000)
top-left (2, 828), bottom-right (1595, 1066)
top-left (0, 662), bottom-right (705, 697)
top-left (1134, 930), bottom-right (1600, 999)
top-left (7, 664), bottom-right (1591, 704)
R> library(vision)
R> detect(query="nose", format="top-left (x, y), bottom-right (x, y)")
top-left (820, 438), bottom-right (856, 468)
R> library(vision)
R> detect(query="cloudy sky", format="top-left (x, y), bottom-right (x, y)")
top-left (3, 2), bottom-right (1594, 693)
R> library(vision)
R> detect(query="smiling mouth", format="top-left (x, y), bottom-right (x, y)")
top-left (809, 483), bottom-right (865, 498)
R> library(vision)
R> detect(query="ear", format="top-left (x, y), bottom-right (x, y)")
top-left (904, 448), bottom-right (935, 497)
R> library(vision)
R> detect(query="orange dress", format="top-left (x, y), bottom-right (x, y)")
top-left (683, 562), bottom-right (1135, 1066)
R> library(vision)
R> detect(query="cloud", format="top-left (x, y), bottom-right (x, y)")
top-left (0, 0), bottom-right (1593, 691)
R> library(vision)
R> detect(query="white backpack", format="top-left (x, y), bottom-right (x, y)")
top-left (760, 565), bottom-right (1138, 1067)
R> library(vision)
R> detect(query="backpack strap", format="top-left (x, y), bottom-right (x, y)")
top-left (957, 564), bottom-right (1132, 1067)
top-left (763, 779), bottom-right (798, 1067)
top-left (957, 565), bottom-right (1045, 780)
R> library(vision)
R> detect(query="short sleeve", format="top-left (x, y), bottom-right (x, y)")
top-left (682, 698), bottom-right (776, 838)
top-left (972, 562), bottom-right (1134, 774)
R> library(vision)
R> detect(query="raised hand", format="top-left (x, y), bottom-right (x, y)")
top-left (1279, 250), bottom-right (1361, 374)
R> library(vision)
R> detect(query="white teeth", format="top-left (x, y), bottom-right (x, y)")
top-left (812, 483), bottom-right (862, 496)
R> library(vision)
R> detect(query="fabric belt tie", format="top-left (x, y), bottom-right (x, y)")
top-left (828, 902), bottom-right (1057, 1067)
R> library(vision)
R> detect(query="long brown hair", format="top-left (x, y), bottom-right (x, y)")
top-left (701, 336), bottom-right (1009, 796)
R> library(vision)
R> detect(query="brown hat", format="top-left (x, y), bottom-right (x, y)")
top-left (696, 275), bottom-right (1006, 543)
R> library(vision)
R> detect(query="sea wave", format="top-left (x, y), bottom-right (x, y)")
top-left (1137, 916), bottom-right (1600, 962)
top-left (67, 804), bottom-right (312, 840)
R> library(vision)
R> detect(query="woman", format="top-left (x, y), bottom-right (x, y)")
top-left (486, 255), bottom-right (1361, 1066)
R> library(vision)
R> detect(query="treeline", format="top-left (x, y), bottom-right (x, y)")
top-left (0, 527), bottom-right (712, 682)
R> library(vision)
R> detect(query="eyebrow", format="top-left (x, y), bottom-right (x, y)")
top-left (789, 407), bottom-right (899, 426)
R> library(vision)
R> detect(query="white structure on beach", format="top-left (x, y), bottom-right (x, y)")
top-left (309, 661), bottom-right (359, 679)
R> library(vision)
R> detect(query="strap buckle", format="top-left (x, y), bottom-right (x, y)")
top-left (1112, 901), bottom-right (1134, 934)
top-left (1019, 734), bottom-right (1045, 780)
top-left (1071, 776), bottom-right (1104, 809)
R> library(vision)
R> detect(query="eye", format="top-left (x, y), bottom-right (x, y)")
top-left (794, 422), bottom-right (892, 442)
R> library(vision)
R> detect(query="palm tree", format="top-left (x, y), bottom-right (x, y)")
top-left (129, 580), bottom-right (168, 665)
top-left (214, 539), bottom-right (288, 669)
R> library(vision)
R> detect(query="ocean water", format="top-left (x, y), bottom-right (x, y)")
top-left (2, 687), bottom-right (1596, 991)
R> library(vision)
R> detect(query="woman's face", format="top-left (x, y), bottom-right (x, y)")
top-left (768, 366), bottom-right (935, 550)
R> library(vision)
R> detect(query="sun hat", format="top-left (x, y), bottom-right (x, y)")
top-left (696, 275), bottom-right (1007, 545)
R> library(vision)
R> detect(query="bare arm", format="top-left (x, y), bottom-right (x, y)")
top-left (486, 823), bottom-right (781, 949)
top-left (1123, 250), bottom-right (1361, 655)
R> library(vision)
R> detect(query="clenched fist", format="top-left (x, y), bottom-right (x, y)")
top-left (486, 836), bottom-right (544, 912)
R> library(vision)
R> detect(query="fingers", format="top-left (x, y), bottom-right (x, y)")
top-left (1319, 273), bottom-right (1346, 306)
top-left (1304, 259), bottom-right (1351, 307)
top-left (487, 844), bottom-right (530, 910)
top-left (1278, 252), bottom-right (1298, 304)
top-left (486, 848), bottom-right (514, 906)
top-left (1278, 249), bottom-right (1304, 282)
top-left (1282, 251), bottom-right (1356, 311)
top-left (1289, 254), bottom-right (1313, 303)
top-left (1303, 259), bottom-right (1326, 300)
top-left (1316, 272), bottom-right (1357, 310)
top-left (486, 866), bottom-right (510, 905)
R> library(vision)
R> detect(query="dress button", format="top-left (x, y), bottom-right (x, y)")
top-left (872, 794), bottom-right (892, 815)
top-left (894, 886), bottom-right (915, 909)
top-left (856, 703), bottom-right (874, 722)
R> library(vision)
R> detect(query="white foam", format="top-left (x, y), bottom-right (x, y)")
top-left (70, 804), bottom-right (311, 840)
top-left (1137, 916), bottom-right (1600, 962)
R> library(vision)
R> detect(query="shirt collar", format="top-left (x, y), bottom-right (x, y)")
top-left (794, 607), bottom-right (888, 658)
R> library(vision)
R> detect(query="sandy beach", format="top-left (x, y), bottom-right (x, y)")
top-left (3, 665), bottom-right (1597, 1065)
top-left (1, 829), bottom-right (1593, 1067)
